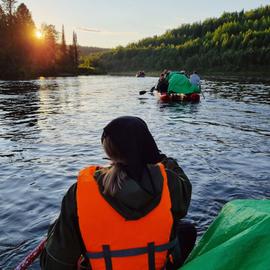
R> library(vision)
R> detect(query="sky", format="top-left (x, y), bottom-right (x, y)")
top-left (21, 0), bottom-right (269, 48)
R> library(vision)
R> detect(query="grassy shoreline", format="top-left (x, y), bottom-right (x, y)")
top-left (1, 70), bottom-right (269, 84)
top-left (109, 70), bottom-right (270, 83)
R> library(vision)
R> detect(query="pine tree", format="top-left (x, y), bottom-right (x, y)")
top-left (13, 3), bottom-right (35, 71)
top-left (0, 5), bottom-right (6, 29)
top-left (1, 0), bottom-right (17, 16)
top-left (61, 24), bottom-right (67, 57)
top-left (15, 3), bottom-right (34, 27)
top-left (73, 31), bottom-right (78, 67)
top-left (0, 4), bottom-right (6, 71)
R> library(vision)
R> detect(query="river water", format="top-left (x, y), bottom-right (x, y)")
top-left (0, 75), bottom-right (269, 269)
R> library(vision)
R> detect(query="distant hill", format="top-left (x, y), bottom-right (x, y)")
top-left (78, 46), bottom-right (110, 57)
top-left (91, 5), bottom-right (270, 74)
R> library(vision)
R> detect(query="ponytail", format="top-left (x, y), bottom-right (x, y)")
top-left (101, 163), bottom-right (126, 196)
top-left (101, 136), bottom-right (127, 196)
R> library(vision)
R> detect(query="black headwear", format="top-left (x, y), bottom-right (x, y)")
top-left (102, 116), bottom-right (163, 181)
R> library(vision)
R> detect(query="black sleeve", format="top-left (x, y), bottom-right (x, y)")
top-left (161, 157), bottom-right (192, 221)
top-left (40, 183), bottom-right (86, 270)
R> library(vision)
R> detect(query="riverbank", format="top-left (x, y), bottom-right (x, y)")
top-left (202, 70), bottom-right (270, 84)
top-left (109, 70), bottom-right (270, 84)
top-left (1, 69), bottom-right (269, 84)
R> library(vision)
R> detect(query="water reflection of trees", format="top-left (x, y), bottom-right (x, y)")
top-left (0, 81), bottom-right (41, 141)
top-left (0, 81), bottom-right (40, 119)
top-left (205, 80), bottom-right (270, 104)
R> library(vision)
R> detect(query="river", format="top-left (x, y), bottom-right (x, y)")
top-left (0, 75), bottom-right (269, 269)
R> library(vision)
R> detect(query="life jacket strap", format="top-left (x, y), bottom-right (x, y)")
top-left (102, 245), bottom-right (113, 270)
top-left (147, 242), bottom-right (155, 270)
top-left (170, 237), bottom-right (182, 268)
top-left (86, 238), bottom-right (179, 270)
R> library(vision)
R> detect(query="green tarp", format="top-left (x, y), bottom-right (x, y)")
top-left (167, 72), bottom-right (200, 94)
top-left (181, 200), bottom-right (270, 270)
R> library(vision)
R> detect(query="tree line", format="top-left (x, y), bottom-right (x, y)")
top-left (85, 5), bottom-right (270, 74)
top-left (0, 0), bottom-right (79, 79)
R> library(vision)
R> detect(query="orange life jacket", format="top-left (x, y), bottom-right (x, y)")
top-left (77, 163), bottom-right (177, 270)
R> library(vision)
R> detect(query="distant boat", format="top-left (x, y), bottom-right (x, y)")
top-left (136, 71), bottom-right (145, 77)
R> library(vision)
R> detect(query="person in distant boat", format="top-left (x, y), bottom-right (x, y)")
top-left (40, 116), bottom-right (196, 270)
top-left (156, 73), bottom-right (168, 93)
top-left (189, 71), bottom-right (201, 88)
top-left (163, 69), bottom-right (170, 80)
top-left (136, 71), bottom-right (145, 77)
top-left (163, 69), bottom-right (168, 75)
top-left (180, 70), bottom-right (188, 78)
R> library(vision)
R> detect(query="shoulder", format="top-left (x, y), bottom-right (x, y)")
top-left (161, 157), bottom-right (191, 188)
top-left (62, 183), bottom-right (77, 207)
top-left (161, 157), bottom-right (183, 173)
top-left (161, 157), bottom-right (192, 219)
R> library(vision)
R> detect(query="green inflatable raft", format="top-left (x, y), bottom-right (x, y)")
top-left (181, 200), bottom-right (270, 270)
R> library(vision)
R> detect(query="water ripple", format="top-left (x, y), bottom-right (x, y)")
top-left (0, 76), bottom-right (269, 268)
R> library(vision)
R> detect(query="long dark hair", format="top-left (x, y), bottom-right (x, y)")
top-left (100, 116), bottom-right (163, 196)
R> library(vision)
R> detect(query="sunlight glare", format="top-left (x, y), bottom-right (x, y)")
top-left (35, 30), bottom-right (43, 39)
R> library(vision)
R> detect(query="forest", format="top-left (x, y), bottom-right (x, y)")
top-left (0, 0), bottom-right (79, 79)
top-left (85, 5), bottom-right (270, 74)
top-left (78, 46), bottom-right (110, 57)
top-left (1, 2), bottom-right (269, 79)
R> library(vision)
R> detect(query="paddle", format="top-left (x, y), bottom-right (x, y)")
top-left (15, 238), bottom-right (47, 270)
top-left (15, 221), bottom-right (56, 269)
top-left (199, 85), bottom-right (205, 99)
top-left (201, 90), bottom-right (205, 99)
top-left (139, 86), bottom-right (155, 95)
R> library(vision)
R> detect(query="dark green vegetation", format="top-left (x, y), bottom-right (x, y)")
top-left (0, 0), bottom-right (79, 79)
top-left (86, 5), bottom-right (270, 75)
top-left (79, 46), bottom-right (110, 57)
top-left (78, 46), bottom-right (110, 75)
top-left (1, 2), bottom-right (269, 79)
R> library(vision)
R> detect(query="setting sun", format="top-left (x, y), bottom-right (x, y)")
top-left (35, 29), bottom-right (43, 39)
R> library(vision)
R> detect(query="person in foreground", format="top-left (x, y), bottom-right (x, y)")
top-left (40, 116), bottom-right (196, 270)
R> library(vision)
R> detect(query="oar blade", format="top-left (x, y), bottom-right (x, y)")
top-left (139, 90), bottom-right (147, 95)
